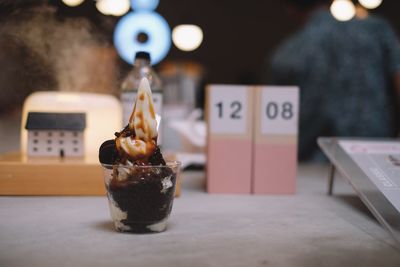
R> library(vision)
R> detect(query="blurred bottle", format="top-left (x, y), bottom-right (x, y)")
top-left (120, 51), bottom-right (163, 142)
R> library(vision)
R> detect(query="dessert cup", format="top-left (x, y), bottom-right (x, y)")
top-left (101, 161), bottom-right (181, 233)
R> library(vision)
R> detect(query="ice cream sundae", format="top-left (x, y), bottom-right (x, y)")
top-left (99, 77), bottom-right (180, 233)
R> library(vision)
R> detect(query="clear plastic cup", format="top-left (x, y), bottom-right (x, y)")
top-left (101, 161), bottom-right (181, 233)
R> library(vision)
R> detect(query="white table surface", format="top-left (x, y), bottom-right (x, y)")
top-left (1, 165), bottom-right (399, 267)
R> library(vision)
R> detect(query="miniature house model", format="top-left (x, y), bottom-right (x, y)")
top-left (25, 112), bottom-right (86, 157)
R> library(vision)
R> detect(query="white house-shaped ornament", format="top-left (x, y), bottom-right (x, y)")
top-left (25, 112), bottom-right (86, 158)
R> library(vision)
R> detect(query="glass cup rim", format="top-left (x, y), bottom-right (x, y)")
top-left (101, 160), bottom-right (181, 169)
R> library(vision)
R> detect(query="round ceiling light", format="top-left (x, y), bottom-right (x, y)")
top-left (358, 0), bottom-right (382, 9)
top-left (62, 0), bottom-right (85, 7)
top-left (130, 0), bottom-right (159, 11)
top-left (114, 12), bottom-right (171, 65)
top-left (172, 24), bottom-right (203, 52)
top-left (330, 0), bottom-right (356, 21)
top-left (96, 0), bottom-right (130, 16)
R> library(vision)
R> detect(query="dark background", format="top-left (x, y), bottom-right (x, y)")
top-left (1, 0), bottom-right (400, 84)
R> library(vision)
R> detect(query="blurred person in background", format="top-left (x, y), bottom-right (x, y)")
top-left (268, 0), bottom-right (400, 161)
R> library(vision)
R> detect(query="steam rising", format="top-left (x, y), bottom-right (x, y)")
top-left (0, 4), bottom-right (118, 110)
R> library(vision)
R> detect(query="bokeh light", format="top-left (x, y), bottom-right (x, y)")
top-left (62, 0), bottom-right (85, 7)
top-left (114, 12), bottom-right (171, 65)
top-left (358, 0), bottom-right (382, 9)
top-left (330, 0), bottom-right (356, 21)
top-left (96, 0), bottom-right (130, 16)
top-left (172, 24), bottom-right (203, 52)
top-left (130, 0), bottom-right (160, 11)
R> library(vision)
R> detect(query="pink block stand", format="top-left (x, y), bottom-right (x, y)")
top-left (207, 139), bottom-right (252, 194)
top-left (252, 143), bottom-right (297, 194)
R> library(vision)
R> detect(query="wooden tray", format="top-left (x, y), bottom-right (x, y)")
top-left (0, 152), bottom-right (181, 196)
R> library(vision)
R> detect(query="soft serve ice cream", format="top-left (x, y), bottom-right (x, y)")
top-left (115, 77), bottom-right (159, 164)
top-left (99, 77), bottom-right (178, 233)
